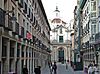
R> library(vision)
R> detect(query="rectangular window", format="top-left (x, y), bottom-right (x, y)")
top-left (59, 36), bottom-right (63, 43)
top-left (10, 47), bottom-right (14, 57)
top-left (27, 23), bottom-right (29, 30)
top-left (2, 46), bottom-right (7, 57)
top-left (91, 1), bottom-right (96, 11)
top-left (23, 19), bottom-right (25, 26)
top-left (91, 25), bottom-right (96, 34)
top-left (30, 26), bottom-right (31, 32)
top-left (12, 6), bottom-right (15, 16)
top-left (18, 13), bottom-right (20, 23)
top-left (99, 8), bottom-right (100, 17)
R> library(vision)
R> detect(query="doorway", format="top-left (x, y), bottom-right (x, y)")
top-left (58, 48), bottom-right (64, 62)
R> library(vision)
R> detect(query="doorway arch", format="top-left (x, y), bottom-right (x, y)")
top-left (58, 47), bottom-right (64, 62)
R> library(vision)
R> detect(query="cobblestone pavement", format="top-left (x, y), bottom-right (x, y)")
top-left (41, 63), bottom-right (84, 74)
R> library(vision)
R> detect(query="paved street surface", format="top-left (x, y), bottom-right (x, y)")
top-left (41, 63), bottom-right (84, 74)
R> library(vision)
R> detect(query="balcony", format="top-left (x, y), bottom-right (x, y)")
top-left (51, 40), bottom-right (71, 45)
top-left (0, 8), bottom-right (5, 27)
top-left (5, 15), bottom-right (13, 31)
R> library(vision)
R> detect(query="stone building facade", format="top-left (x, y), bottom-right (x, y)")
top-left (50, 7), bottom-right (71, 63)
top-left (0, 0), bottom-right (51, 74)
top-left (73, 0), bottom-right (100, 70)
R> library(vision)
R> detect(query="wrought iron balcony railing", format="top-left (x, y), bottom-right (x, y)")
top-left (51, 40), bottom-right (71, 44)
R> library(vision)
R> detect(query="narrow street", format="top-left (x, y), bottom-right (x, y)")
top-left (41, 63), bottom-right (84, 74)
top-left (1, 0), bottom-right (100, 74)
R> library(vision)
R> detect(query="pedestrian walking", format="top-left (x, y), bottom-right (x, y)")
top-left (22, 65), bottom-right (28, 74)
top-left (48, 61), bottom-right (51, 68)
top-left (50, 64), bottom-right (53, 74)
top-left (84, 66), bottom-right (88, 74)
top-left (48, 61), bottom-right (53, 74)
top-left (38, 66), bottom-right (41, 74)
top-left (66, 63), bottom-right (68, 69)
top-left (52, 62), bottom-right (57, 74)
top-left (94, 64), bottom-right (99, 74)
top-left (34, 66), bottom-right (41, 74)
top-left (88, 64), bottom-right (94, 74)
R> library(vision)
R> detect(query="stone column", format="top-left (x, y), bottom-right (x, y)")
top-left (32, 48), bottom-right (34, 74)
top-left (15, 42), bottom-right (17, 73)
top-left (10, 41), bottom-right (16, 73)
top-left (27, 47), bottom-right (29, 74)
top-left (24, 46), bottom-right (26, 65)
top-left (19, 44), bottom-right (22, 74)
top-left (7, 39), bottom-right (10, 74)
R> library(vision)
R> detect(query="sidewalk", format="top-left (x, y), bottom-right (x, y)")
top-left (41, 63), bottom-right (84, 74)
top-left (41, 66), bottom-right (50, 74)
top-left (67, 64), bottom-right (84, 74)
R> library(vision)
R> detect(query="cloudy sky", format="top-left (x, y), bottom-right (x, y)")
top-left (41, 0), bottom-right (77, 25)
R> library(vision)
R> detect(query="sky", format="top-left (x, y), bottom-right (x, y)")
top-left (41, 0), bottom-right (77, 26)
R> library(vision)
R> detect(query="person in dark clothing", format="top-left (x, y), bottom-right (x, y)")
top-left (38, 66), bottom-right (41, 74)
top-left (34, 67), bottom-right (39, 74)
top-left (34, 66), bottom-right (41, 74)
top-left (52, 62), bottom-right (57, 74)
top-left (22, 65), bottom-right (28, 74)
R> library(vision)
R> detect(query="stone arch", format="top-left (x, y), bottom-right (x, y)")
top-left (58, 47), bottom-right (65, 62)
